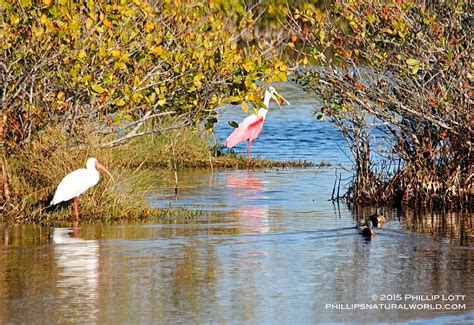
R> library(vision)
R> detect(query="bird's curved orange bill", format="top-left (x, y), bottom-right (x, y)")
top-left (96, 162), bottom-right (115, 183)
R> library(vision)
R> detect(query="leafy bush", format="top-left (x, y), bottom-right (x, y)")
top-left (1, 0), bottom-right (287, 151)
top-left (289, 0), bottom-right (472, 209)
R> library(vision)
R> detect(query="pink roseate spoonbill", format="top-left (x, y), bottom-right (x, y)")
top-left (225, 87), bottom-right (290, 161)
top-left (50, 158), bottom-right (114, 220)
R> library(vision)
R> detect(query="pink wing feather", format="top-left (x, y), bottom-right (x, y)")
top-left (225, 115), bottom-right (264, 148)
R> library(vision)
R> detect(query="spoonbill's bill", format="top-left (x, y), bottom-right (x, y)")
top-left (225, 87), bottom-right (290, 161)
top-left (50, 158), bottom-right (114, 220)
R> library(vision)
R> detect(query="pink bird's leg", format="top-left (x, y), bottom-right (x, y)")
top-left (247, 141), bottom-right (252, 162)
top-left (73, 197), bottom-right (79, 220)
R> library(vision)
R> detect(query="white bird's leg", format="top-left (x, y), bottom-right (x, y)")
top-left (73, 197), bottom-right (79, 220)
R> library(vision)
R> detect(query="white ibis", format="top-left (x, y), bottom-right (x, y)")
top-left (224, 86), bottom-right (290, 162)
top-left (50, 157), bottom-right (114, 220)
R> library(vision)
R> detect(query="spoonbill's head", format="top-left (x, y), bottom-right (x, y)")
top-left (267, 86), bottom-right (290, 109)
top-left (86, 157), bottom-right (115, 182)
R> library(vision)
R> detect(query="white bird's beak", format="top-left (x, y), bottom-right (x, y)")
top-left (96, 161), bottom-right (115, 183)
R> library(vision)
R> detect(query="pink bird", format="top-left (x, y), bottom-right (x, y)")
top-left (225, 87), bottom-right (290, 161)
top-left (50, 157), bottom-right (114, 220)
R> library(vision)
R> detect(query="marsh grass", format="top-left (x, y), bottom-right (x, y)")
top-left (111, 123), bottom-right (316, 169)
top-left (4, 126), bottom-right (160, 225)
top-left (3, 123), bottom-right (318, 225)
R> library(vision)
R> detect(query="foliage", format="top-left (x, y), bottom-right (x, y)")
top-left (1, 121), bottom-right (314, 224)
top-left (1, 0), bottom-right (288, 152)
top-left (2, 125), bottom-right (151, 224)
top-left (289, 0), bottom-right (472, 209)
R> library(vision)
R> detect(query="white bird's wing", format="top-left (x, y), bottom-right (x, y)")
top-left (50, 168), bottom-right (98, 205)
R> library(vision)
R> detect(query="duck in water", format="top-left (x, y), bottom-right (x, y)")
top-left (358, 219), bottom-right (376, 239)
top-left (369, 207), bottom-right (386, 227)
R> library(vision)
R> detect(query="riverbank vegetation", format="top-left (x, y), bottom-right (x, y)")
top-left (2, 123), bottom-right (314, 225)
top-left (288, 0), bottom-right (472, 210)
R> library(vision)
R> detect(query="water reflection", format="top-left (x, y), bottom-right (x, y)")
top-left (1, 222), bottom-right (473, 323)
top-left (226, 171), bottom-right (270, 233)
top-left (402, 210), bottom-right (474, 246)
top-left (53, 227), bottom-right (99, 323)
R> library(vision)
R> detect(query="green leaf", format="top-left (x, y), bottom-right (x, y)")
top-left (79, 75), bottom-right (92, 83)
top-left (406, 58), bottom-right (419, 66)
top-left (91, 84), bottom-right (106, 93)
top-left (367, 14), bottom-right (375, 24)
top-left (412, 65), bottom-right (420, 75)
top-left (228, 121), bottom-right (239, 128)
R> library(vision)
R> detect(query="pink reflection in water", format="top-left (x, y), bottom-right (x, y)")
top-left (226, 171), bottom-right (270, 233)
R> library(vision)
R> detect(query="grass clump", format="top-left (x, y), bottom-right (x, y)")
top-left (111, 124), bottom-right (317, 169)
top-left (3, 126), bottom-right (162, 225)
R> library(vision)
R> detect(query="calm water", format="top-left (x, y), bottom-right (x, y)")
top-left (1, 84), bottom-right (473, 324)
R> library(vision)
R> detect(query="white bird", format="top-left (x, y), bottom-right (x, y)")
top-left (51, 157), bottom-right (113, 220)
top-left (225, 87), bottom-right (290, 162)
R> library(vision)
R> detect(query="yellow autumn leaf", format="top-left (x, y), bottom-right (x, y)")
top-left (78, 50), bottom-right (87, 59)
top-left (103, 19), bottom-right (112, 28)
top-left (228, 96), bottom-right (240, 103)
top-left (40, 14), bottom-right (49, 25)
top-left (275, 61), bottom-right (288, 72)
top-left (242, 101), bottom-right (248, 113)
top-left (86, 18), bottom-right (93, 30)
top-left (114, 62), bottom-right (127, 70)
top-left (243, 61), bottom-right (254, 72)
top-left (193, 73), bottom-right (204, 87)
top-left (116, 99), bottom-right (126, 106)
